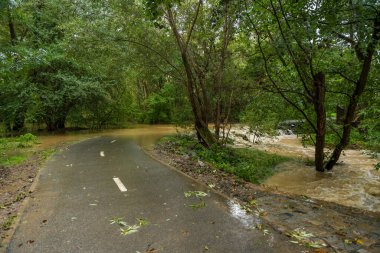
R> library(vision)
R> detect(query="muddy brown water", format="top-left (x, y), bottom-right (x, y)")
top-left (261, 135), bottom-right (380, 212)
top-left (35, 125), bottom-right (178, 150)
top-left (35, 126), bottom-right (380, 212)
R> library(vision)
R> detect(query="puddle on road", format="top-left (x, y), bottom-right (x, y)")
top-left (261, 135), bottom-right (380, 212)
top-left (227, 200), bottom-right (257, 228)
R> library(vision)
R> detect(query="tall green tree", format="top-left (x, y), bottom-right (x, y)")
top-left (245, 0), bottom-right (379, 171)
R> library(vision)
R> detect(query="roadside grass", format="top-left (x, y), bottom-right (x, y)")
top-left (159, 135), bottom-right (290, 184)
top-left (0, 133), bottom-right (39, 167)
top-left (1, 215), bottom-right (17, 231)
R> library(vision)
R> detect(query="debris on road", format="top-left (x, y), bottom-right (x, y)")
top-left (110, 217), bottom-right (150, 236)
top-left (184, 191), bottom-right (208, 198)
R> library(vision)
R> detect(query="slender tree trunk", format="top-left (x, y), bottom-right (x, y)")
top-left (7, 3), bottom-right (26, 132)
top-left (166, 7), bottom-right (216, 148)
top-left (313, 72), bottom-right (326, 172)
top-left (7, 5), bottom-right (17, 46)
top-left (325, 14), bottom-right (380, 170)
top-left (214, 0), bottom-right (230, 140)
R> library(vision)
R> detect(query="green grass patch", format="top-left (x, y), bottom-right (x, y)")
top-left (159, 135), bottom-right (290, 184)
top-left (0, 133), bottom-right (38, 166)
top-left (1, 215), bottom-right (17, 231)
top-left (39, 149), bottom-right (56, 160)
top-left (1, 154), bottom-right (28, 166)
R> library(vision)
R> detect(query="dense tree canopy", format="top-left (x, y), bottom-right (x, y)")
top-left (0, 0), bottom-right (379, 171)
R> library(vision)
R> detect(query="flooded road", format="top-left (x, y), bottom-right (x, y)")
top-left (7, 129), bottom-right (304, 253)
top-left (35, 125), bottom-right (178, 150)
top-left (260, 135), bottom-right (380, 212)
top-left (36, 125), bottom-right (380, 212)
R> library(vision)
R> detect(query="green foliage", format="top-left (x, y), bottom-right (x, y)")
top-left (0, 0), bottom-right (378, 173)
top-left (0, 133), bottom-right (37, 166)
top-left (1, 154), bottom-right (27, 167)
top-left (160, 135), bottom-right (290, 183)
top-left (143, 83), bottom-right (175, 124)
top-left (1, 215), bottom-right (17, 231)
top-left (39, 149), bottom-right (55, 160)
top-left (303, 129), bottom-right (380, 152)
top-left (17, 133), bottom-right (38, 148)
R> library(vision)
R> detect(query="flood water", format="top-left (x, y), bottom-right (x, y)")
top-left (36, 125), bottom-right (178, 150)
top-left (36, 125), bottom-right (380, 212)
top-left (261, 135), bottom-right (380, 212)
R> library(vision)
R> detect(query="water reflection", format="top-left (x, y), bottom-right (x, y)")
top-left (227, 200), bottom-right (256, 228)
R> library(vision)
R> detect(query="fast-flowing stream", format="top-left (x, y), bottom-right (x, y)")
top-left (259, 135), bottom-right (380, 212)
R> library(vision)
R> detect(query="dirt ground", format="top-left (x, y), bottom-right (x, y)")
top-left (149, 141), bottom-right (380, 253)
top-left (0, 156), bottom-right (40, 248)
top-left (0, 136), bottom-right (90, 249)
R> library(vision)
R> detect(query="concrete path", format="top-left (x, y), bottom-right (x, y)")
top-left (6, 137), bottom-right (303, 253)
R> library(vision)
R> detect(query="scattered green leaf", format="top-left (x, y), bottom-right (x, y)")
top-left (184, 191), bottom-right (208, 198)
top-left (189, 200), bottom-right (206, 209)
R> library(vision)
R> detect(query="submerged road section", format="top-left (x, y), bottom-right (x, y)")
top-left (7, 137), bottom-right (303, 253)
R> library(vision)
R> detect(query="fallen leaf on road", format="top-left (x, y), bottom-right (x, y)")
top-left (184, 191), bottom-right (208, 198)
top-left (146, 248), bottom-right (158, 252)
top-left (137, 218), bottom-right (149, 227)
top-left (110, 217), bottom-right (127, 227)
top-left (110, 217), bottom-right (150, 236)
top-left (354, 238), bottom-right (364, 245)
top-left (287, 228), bottom-right (326, 248)
top-left (120, 225), bottom-right (139, 235)
top-left (189, 200), bottom-right (206, 209)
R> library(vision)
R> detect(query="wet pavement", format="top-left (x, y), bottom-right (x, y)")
top-left (6, 136), bottom-right (304, 253)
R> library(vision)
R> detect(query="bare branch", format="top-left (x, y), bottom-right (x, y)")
top-left (185, 0), bottom-right (202, 50)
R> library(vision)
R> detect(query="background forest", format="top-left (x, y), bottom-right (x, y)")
top-left (0, 0), bottom-right (379, 171)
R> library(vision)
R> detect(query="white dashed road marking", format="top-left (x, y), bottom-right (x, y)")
top-left (113, 177), bottom-right (127, 192)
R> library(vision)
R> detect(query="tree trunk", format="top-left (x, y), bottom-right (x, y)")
top-left (7, 4), bottom-right (17, 45)
top-left (325, 14), bottom-right (380, 170)
top-left (214, 0), bottom-right (230, 140)
top-left (12, 110), bottom-right (25, 132)
top-left (166, 6), bottom-right (216, 148)
top-left (313, 72), bottom-right (326, 172)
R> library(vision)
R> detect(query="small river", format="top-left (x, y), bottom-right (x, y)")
top-left (260, 135), bottom-right (380, 212)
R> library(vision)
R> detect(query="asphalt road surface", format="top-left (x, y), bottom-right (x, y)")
top-left (6, 136), bottom-right (304, 253)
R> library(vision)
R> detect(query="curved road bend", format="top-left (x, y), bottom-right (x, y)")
top-left (6, 136), bottom-right (304, 253)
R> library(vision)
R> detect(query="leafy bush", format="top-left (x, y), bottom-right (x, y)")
top-left (17, 133), bottom-right (38, 148)
top-left (159, 135), bottom-right (290, 184)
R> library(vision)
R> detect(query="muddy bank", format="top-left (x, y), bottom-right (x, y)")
top-left (0, 156), bottom-right (40, 247)
top-left (149, 141), bottom-right (380, 253)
